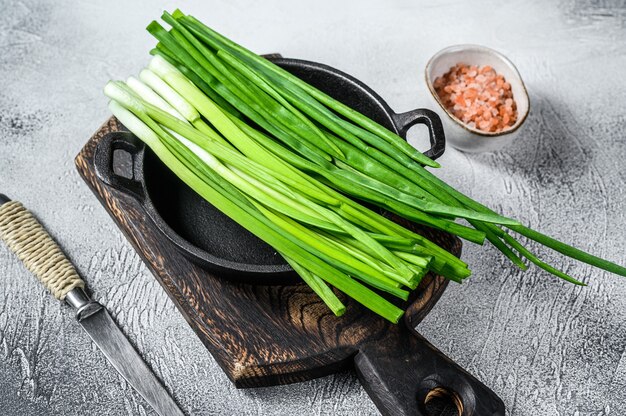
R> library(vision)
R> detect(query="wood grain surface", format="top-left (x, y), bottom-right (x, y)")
top-left (75, 116), bottom-right (443, 380)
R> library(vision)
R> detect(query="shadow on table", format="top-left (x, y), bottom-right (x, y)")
top-left (470, 92), bottom-right (597, 185)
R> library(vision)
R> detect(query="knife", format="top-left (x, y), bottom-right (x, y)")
top-left (0, 194), bottom-right (185, 416)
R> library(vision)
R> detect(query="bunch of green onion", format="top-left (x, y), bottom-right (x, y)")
top-left (104, 10), bottom-right (626, 323)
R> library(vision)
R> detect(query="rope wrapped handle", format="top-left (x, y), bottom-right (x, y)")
top-left (0, 200), bottom-right (85, 300)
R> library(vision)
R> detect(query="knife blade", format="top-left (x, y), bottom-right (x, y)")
top-left (0, 194), bottom-right (184, 416)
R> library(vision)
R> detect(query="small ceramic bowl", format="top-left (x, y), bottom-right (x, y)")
top-left (425, 44), bottom-right (530, 153)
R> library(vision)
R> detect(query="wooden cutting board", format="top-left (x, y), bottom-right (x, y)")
top-left (75, 117), bottom-right (504, 416)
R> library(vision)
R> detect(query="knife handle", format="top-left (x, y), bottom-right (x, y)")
top-left (0, 196), bottom-right (85, 300)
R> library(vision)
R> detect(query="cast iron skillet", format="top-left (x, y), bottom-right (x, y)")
top-left (94, 57), bottom-right (446, 285)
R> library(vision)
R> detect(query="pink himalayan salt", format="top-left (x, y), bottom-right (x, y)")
top-left (433, 63), bottom-right (518, 133)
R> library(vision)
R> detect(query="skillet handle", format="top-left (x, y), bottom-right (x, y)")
top-left (94, 131), bottom-right (145, 200)
top-left (393, 108), bottom-right (446, 161)
top-left (354, 321), bottom-right (505, 416)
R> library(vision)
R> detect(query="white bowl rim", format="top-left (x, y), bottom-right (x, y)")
top-left (425, 44), bottom-right (530, 137)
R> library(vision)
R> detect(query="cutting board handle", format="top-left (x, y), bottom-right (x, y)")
top-left (354, 322), bottom-right (504, 416)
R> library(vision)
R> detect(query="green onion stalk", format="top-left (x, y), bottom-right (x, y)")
top-left (104, 74), bottom-right (463, 323)
top-left (103, 10), bottom-right (626, 321)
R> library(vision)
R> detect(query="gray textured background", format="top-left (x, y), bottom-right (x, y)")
top-left (1, 0), bottom-right (625, 415)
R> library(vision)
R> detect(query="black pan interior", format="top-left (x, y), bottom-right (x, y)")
top-left (143, 59), bottom-right (398, 271)
top-left (146, 156), bottom-right (286, 266)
